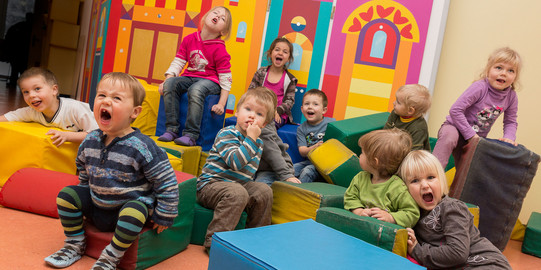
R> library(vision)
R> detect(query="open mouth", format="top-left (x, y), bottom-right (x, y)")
top-left (31, 100), bottom-right (42, 107)
top-left (212, 18), bottom-right (218, 24)
top-left (306, 111), bottom-right (315, 116)
top-left (497, 79), bottom-right (506, 84)
top-left (422, 192), bottom-right (434, 203)
top-left (100, 109), bottom-right (111, 121)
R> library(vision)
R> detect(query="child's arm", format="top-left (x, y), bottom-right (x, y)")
top-left (159, 57), bottom-right (187, 95)
top-left (0, 115), bottom-right (7, 122)
top-left (343, 173), bottom-right (368, 213)
top-left (276, 75), bottom-right (297, 119)
top-left (500, 91), bottom-right (519, 145)
top-left (388, 187), bottom-right (420, 228)
top-left (406, 228), bottom-right (418, 254)
top-left (298, 141), bottom-right (323, 157)
top-left (259, 124), bottom-right (296, 181)
top-left (448, 81), bottom-right (486, 140)
top-left (47, 130), bottom-right (88, 147)
top-left (217, 127), bottom-right (263, 171)
top-left (211, 89), bottom-right (229, 115)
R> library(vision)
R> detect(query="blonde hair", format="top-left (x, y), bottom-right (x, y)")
top-left (480, 47), bottom-right (522, 90)
top-left (98, 72), bottom-right (146, 107)
top-left (358, 128), bottom-right (412, 178)
top-left (396, 84), bottom-right (431, 116)
top-left (200, 6), bottom-right (232, 40)
top-left (238, 87), bottom-right (277, 125)
top-left (398, 150), bottom-right (448, 195)
top-left (18, 67), bottom-right (59, 97)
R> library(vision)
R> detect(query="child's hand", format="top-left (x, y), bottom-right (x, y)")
top-left (499, 137), bottom-right (518, 146)
top-left (211, 104), bottom-right (225, 115)
top-left (153, 223), bottom-right (169, 234)
top-left (406, 228), bottom-right (418, 254)
top-left (158, 75), bottom-right (173, 95)
top-left (369, 208), bottom-right (395, 224)
top-left (352, 208), bottom-right (371, 217)
top-left (467, 134), bottom-right (479, 143)
top-left (285, 177), bottom-right (301, 184)
top-left (246, 121), bottom-right (262, 140)
top-left (274, 111), bottom-right (281, 124)
top-left (47, 129), bottom-right (69, 147)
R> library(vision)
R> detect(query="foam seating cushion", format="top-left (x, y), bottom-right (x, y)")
top-left (208, 219), bottom-right (423, 269)
top-left (190, 202), bottom-right (248, 245)
top-left (308, 138), bottom-right (362, 188)
top-left (166, 152), bottom-right (183, 172)
top-left (225, 117), bottom-right (303, 163)
top-left (271, 181), bottom-right (346, 224)
top-left (522, 212), bottom-right (541, 258)
top-left (0, 168), bottom-right (79, 218)
top-left (315, 207), bottom-right (409, 257)
top-left (151, 136), bottom-right (202, 176)
top-left (156, 93), bottom-right (226, 151)
top-left (323, 112), bottom-right (389, 155)
top-left (0, 122), bottom-right (79, 187)
top-left (449, 137), bottom-right (540, 250)
top-left (131, 79), bottom-right (161, 136)
top-left (84, 171), bottom-right (196, 270)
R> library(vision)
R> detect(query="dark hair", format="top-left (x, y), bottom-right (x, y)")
top-left (18, 67), bottom-right (58, 91)
top-left (99, 72), bottom-right (146, 107)
top-left (303, 89), bottom-right (328, 108)
top-left (265, 37), bottom-right (294, 69)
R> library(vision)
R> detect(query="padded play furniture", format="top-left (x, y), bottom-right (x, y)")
top-left (190, 202), bottom-right (248, 245)
top-left (208, 219), bottom-right (423, 269)
top-left (271, 181), bottom-right (346, 224)
top-left (0, 168), bottom-right (79, 218)
top-left (323, 112), bottom-right (389, 155)
top-left (131, 79), bottom-right (161, 136)
top-left (224, 116), bottom-right (303, 163)
top-left (0, 122), bottom-right (79, 187)
top-left (316, 207), bottom-right (409, 257)
top-left (84, 171), bottom-right (196, 270)
top-left (449, 137), bottom-right (540, 251)
top-left (308, 138), bottom-right (361, 188)
top-left (522, 212), bottom-right (541, 258)
top-left (156, 93), bottom-right (226, 151)
top-left (152, 136), bottom-right (202, 176)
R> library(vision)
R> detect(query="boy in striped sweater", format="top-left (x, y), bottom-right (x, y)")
top-left (197, 87), bottom-right (276, 252)
top-left (45, 73), bottom-right (179, 270)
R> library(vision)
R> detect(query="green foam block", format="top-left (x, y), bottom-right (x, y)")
top-left (522, 212), bottom-right (541, 258)
top-left (190, 202), bottom-right (247, 245)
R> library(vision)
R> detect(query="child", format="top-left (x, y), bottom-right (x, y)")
top-left (384, 84), bottom-right (431, 151)
top-left (398, 150), bottom-right (511, 269)
top-left (197, 87), bottom-right (275, 251)
top-left (249, 37), bottom-right (297, 129)
top-left (432, 47), bottom-right (521, 168)
top-left (0, 67), bottom-right (98, 146)
top-left (44, 73), bottom-right (179, 269)
top-left (294, 89), bottom-right (335, 182)
top-left (157, 6), bottom-right (233, 146)
top-left (344, 128), bottom-right (419, 228)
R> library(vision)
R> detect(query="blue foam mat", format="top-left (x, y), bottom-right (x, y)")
top-left (208, 219), bottom-right (423, 270)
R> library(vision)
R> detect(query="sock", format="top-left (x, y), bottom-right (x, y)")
top-left (44, 234), bottom-right (86, 268)
top-left (92, 244), bottom-right (123, 270)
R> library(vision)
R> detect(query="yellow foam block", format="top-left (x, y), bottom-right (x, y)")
top-left (166, 152), bottom-right (183, 172)
top-left (132, 80), bottom-right (161, 136)
top-left (198, 151), bottom-right (209, 176)
top-left (308, 139), bottom-right (361, 188)
top-left (0, 122), bottom-right (79, 186)
top-left (151, 136), bottom-right (201, 176)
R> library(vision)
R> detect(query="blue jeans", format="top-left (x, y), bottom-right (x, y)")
top-left (163, 76), bottom-right (221, 139)
top-left (294, 160), bottom-right (319, 183)
top-left (254, 171), bottom-right (280, 186)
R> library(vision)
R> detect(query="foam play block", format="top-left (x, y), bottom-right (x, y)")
top-left (0, 168), bottom-right (79, 218)
top-left (449, 137), bottom-right (540, 251)
top-left (308, 139), bottom-right (362, 188)
top-left (132, 79), bottom-right (161, 136)
top-left (225, 116), bottom-right (303, 163)
top-left (315, 207), bottom-right (408, 257)
top-left (323, 112), bottom-right (389, 155)
top-left (85, 171), bottom-right (196, 270)
top-left (156, 93), bottom-right (226, 151)
top-left (271, 181), bottom-right (346, 224)
top-left (151, 136), bottom-right (201, 176)
top-left (208, 219), bottom-right (423, 269)
top-left (166, 152), bottom-right (183, 172)
top-left (0, 122), bottom-right (79, 187)
top-left (198, 151), bottom-right (209, 176)
top-left (522, 212), bottom-right (541, 258)
top-left (190, 202), bottom-right (248, 245)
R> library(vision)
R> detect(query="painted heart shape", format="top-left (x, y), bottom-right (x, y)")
top-left (348, 17), bottom-right (362, 32)
top-left (393, 10), bottom-right (408, 24)
top-left (359, 6), bottom-right (373, 21)
top-left (377, 5), bottom-right (394, 18)
top-left (401, 24), bottom-right (413, 39)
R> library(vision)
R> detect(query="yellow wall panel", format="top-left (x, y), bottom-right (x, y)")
top-left (344, 107), bottom-right (382, 119)
top-left (145, 0), bottom-right (156, 7)
top-left (132, 6), bottom-right (185, 25)
top-left (352, 64), bottom-right (395, 83)
top-left (349, 78), bottom-right (392, 98)
top-left (153, 31), bottom-right (179, 80)
top-left (186, 0), bottom-right (203, 12)
top-left (300, 51), bottom-right (313, 72)
top-left (347, 92), bottom-right (388, 112)
top-left (129, 28), bottom-right (154, 78)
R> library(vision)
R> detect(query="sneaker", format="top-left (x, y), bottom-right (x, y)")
top-left (157, 131), bottom-right (178, 142)
top-left (174, 136), bottom-right (196, 146)
top-left (92, 248), bottom-right (120, 270)
top-left (44, 237), bottom-right (86, 268)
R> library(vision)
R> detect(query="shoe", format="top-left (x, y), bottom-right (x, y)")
top-left (157, 131), bottom-right (178, 142)
top-left (174, 136), bottom-right (196, 146)
top-left (44, 237), bottom-right (86, 268)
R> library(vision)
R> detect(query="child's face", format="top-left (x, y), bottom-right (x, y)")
top-left (393, 90), bottom-right (413, 117)
top-left (270, 42), bottom-right (291, 69)
top-left (301, 94), bottom-right (327, 125)
top-left (204, 7), bottom-right (228, 36)
top-left (487, 61), bottom-right (517, 90)
top-left (404, 170), bottom-right (442, 211)
top-left (358, 152), bottom-right (376, 175)
top-left (93, 79), bottom-right (141, 139)
top-left (19, 75), bottom-right (59, 116)
top-left (235, 97), bottom-right (268, 135)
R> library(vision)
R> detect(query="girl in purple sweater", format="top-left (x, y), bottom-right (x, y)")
top-left (432, 47), bottom-right (522, 168)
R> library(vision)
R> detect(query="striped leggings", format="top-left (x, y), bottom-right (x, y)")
top-left (56, 185), bottom-right (148, 253)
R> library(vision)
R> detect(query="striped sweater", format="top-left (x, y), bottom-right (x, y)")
top-left (76, 128), bottom-right (179, 227)
top-left (197, 126), bottom-right (264, 190)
